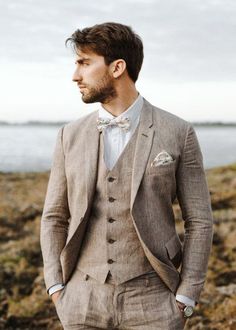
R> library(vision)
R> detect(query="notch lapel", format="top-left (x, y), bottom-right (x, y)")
top-left (130, 99), bottom-right (154, 209)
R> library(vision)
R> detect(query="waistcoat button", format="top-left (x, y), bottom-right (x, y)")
top-left (84, 274), bottom-right (89, 281)
top-left (107, 259), bottom-right (114, 264)
top-left (108, 197), bottom-right (115, 202)
top-left (108, 238), bottom-right (115, 244)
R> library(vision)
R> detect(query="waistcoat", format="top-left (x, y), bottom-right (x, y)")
top-left (76, 125), bottom-right (154, 284)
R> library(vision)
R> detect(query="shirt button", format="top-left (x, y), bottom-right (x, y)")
top-left (108, 238), bottom-right (115, 244)
top-left (108, 218), bottom-right (116, 223)
top-left (108, 177), bottom-right (115, 182)
top-left (107, 259), bottom-right (114, 264)
top-left (108, 197), bottom-right (115, 202)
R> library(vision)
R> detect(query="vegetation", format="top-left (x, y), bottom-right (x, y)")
top-left (0, 164), bottom-right (236, 329)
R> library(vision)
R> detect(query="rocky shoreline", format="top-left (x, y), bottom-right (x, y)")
top-left (0, 164), bottom-right (236, 329)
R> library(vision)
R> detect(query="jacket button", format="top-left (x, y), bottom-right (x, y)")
top-left (108, 197), bottom-right (115, 202)
top-left (108, 177), bottom-right (115, 182)
top-left (108, 238), bottom-right (115, 244)
top-left (108, 218), bottom-right (116, 223)
top-left (107, 259), bottom-right (114, 264)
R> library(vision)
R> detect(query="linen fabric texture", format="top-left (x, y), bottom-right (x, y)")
top-left (40, 99), bottom-right (213, 319)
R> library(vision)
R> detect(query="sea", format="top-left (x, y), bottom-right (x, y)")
top-left (0, 125), bottom-right (235, 172)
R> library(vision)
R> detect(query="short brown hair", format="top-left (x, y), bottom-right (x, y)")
top-left (66, 22), bottom-right (144, 82)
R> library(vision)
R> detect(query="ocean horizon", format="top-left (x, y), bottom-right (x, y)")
top-left (0, 124), bottom-right (235, 172)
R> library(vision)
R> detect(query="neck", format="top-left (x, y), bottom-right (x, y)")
top-left (101, 84), bottom-right (139, 117)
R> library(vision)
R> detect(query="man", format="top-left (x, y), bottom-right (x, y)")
top-left (40, 22), bottom-right (213, 330)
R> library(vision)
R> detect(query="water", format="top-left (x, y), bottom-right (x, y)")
top-left (195, 126), bottom-right (236, 169)
top-left (0, 125), bottom-right (235, 172)
top-left (0, 125), bottom-right (59, 172)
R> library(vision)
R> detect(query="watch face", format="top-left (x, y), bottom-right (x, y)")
top-left (184, 306), bottom-right (194, 317)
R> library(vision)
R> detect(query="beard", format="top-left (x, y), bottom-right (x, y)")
top-left (81, 71), bottom-right (117, 104)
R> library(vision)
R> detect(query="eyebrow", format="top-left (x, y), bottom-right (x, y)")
top-left (75, 58), bottom-right (91, 64)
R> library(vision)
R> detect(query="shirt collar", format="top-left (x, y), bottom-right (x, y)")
top-left (98, 94), bottom-right (143, 125)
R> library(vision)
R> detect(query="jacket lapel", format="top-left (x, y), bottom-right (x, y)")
top-left (130, 99), bottom-right (154, 209)
top-left (84, 111), bottom-right (100, 210)
top-left (84, 100), bottom-right (154, 211)
top-left (61, 112), bottom-right (100, 282)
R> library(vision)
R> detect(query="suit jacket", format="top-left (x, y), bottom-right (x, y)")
top-left (40, 98), bottom-right (213, 302)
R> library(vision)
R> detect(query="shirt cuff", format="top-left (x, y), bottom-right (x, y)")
top-left (176, 294), bottom-right (195, 307)
top-left (48, 283), bottom-right (65, 296)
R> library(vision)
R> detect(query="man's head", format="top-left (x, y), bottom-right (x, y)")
top-left (66, 22), bottom-right (144, 84)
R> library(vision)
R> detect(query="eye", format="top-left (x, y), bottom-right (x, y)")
top-left (75, 61), bottom-right (89, 66)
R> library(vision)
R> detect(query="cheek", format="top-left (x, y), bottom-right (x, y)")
top-left (91, 63), bottom-right (109, 78)
top-left (85, 68), bottom-right (101, 81)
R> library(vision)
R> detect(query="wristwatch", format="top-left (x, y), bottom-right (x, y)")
top-left (177, 301), bottom-right (194, 318)
top-left (183, 305), bottom-right (194, 318)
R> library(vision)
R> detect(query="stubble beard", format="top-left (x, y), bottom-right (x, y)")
top-left (81, 71), bottom-right (117, 104)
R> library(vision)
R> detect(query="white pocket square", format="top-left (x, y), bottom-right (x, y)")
top-left (151, 150), bottom-right (174, 167)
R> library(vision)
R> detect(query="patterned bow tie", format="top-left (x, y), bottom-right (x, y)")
top-left (97, 117), bottom-right (131, 132)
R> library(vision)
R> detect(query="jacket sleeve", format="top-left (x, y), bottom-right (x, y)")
top-left (176, 124), bottom-right (213, 302)
top-left (40, 126), bottom-right (70, 292)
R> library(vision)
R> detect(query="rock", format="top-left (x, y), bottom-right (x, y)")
top-left (216, 284), bottom-right (236, 296)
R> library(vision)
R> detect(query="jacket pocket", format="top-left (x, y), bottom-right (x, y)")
top-left (54, 285), bottom-right (67, 310)
top-left (165, 234), bottom-right (183, 269)
top-left (147, 159), bottom-right (176, 176)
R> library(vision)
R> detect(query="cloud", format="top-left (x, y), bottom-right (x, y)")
top-left (0, 0), bottom-right (235, 81)
top-left (0, 0), bottom-right (235, 122)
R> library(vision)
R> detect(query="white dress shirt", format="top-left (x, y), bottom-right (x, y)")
top-left (48, 94), bottom-right (195, 307)
top-left (99, 93), bottom-right (143, 170)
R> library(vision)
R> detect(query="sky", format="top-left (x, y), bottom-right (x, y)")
top-left (0, 0), bottom-right (235, 123)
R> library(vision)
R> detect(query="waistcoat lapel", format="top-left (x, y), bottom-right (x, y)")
top-left (130, 99), bottom-right (154, 209)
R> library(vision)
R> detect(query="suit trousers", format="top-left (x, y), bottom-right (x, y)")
top-left (55, 268), bottom-right (186, 330)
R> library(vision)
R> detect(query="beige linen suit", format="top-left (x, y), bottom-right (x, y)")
top-left (40, 99), bottom-right (213, 329)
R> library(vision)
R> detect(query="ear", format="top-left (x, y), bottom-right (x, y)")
top-left (110, 59), bottom-right (126, 78)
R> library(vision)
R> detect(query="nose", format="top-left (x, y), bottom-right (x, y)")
top-left (72, 67), bottom-right (82, 83)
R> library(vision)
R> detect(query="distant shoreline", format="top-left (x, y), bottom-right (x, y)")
top-left (0, 162), bottom-right (235, 175)
top-left (1, 120), bottom-right (236, 127)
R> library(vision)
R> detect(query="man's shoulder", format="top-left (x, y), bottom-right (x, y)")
top-left (150, 102), bottom-right (190, 130)
top-left (62, 110), bottom-right (98, 136)
top-left (143, 99), bottom-right (193, 145)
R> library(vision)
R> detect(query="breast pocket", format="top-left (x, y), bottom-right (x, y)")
top-left (147, 159), bottom-right (177, 176)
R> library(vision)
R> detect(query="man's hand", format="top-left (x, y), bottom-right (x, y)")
top-left (176, 300), bottom-right (187, 326)
top-left (51, 289), bottom-right (64, 305)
